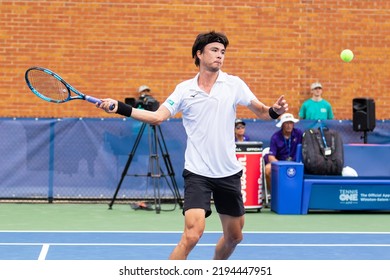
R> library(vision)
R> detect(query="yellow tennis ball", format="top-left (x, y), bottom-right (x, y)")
top-left (340, 49), bottom-right (354, 62)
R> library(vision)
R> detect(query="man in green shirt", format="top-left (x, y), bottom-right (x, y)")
top-left (299, 82), bottom-right (334, 120)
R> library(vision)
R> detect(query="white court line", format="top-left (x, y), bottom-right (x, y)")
top-left (0, 230), bottom-right (390, 234)
top-left (38, 244), bottom-right (50, 260)
top-left (2, 242), bottom-right (390, 247)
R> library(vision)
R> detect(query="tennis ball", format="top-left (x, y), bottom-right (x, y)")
top-left (340, 49), bottom-right (354, 62)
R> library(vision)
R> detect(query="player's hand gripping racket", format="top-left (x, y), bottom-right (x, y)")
top-left (25, 67), bottom-right (114, 110)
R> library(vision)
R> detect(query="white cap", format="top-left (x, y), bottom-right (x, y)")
top-left (235, 119), bottom-right (246, 126)
top-left (276, 113), bottom-right (299, 128)
top-left (310, 82), bottom-right (322, 90)
top-left (138, 85), bottom-right (150, 93)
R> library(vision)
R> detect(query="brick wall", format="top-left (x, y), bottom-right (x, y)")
top-left (1, 0), bottom-right (389, 119)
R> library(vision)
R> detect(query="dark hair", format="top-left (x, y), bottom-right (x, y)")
top-left (191, 31), bottom-right (229, 67)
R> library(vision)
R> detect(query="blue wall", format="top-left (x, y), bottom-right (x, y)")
top-left (0, 118), bottom-right (389, 200)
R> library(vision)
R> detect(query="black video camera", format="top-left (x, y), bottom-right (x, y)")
top-left (125, 94), bottom-right (160, 112)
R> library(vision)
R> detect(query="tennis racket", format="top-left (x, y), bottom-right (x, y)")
top-left (25, 67), bottom-right (114, 109)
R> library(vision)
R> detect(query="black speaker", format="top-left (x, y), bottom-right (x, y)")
top-left (353, 98), bottom-right (375, 132)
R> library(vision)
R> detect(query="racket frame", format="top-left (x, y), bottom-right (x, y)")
top-left (25, 67), bottom-right (102, 105)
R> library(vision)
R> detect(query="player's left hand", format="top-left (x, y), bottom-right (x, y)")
top-left (272, 95), bottom-right (288, 115)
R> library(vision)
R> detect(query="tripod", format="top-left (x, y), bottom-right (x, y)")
top-left (108, 123), bottom-right (183, 213)
top-left (361, 131), bottom-right (369, 144)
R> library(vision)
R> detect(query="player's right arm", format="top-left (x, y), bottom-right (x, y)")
top-left (99, 98), bottom-right (171, 126)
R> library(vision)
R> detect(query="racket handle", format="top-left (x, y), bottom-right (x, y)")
top-left (86, 96), bottom-right (115, 110)
top-left (85, 95), bottom-right (102, 105)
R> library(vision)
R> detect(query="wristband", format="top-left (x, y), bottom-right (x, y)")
top-left (116, 101), bottom-right (133, 117)
top-left (268, 107), bottom-right (280, 119)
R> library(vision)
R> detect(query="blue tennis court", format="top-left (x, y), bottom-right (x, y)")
top-left (1, 231), bottom-right (389, 260)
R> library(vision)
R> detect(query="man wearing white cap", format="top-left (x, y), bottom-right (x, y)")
top-left (138, 85), bottom-right (151, 96)
top-left (265, 113), bottom-right (303, 194)
top-left (299, 82), bottom-right (334, 120)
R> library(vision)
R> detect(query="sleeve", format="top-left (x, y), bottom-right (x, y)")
top-left (298, 103), bottom-right (305, 119)
top-left (269, 133), bottom-right (278, 157)
top-left (328, 102), bottom-right (334, 119)
top-left (162, 85), bottom-right (183, 117)
top-left (235, 77), bottom-right (257, 106)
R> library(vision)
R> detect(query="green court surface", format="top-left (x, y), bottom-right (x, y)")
top-left (1, 203), bottom-right (389, 232)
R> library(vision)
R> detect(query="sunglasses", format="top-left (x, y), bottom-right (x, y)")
top-left (235, 125), bottom-right (245, 129)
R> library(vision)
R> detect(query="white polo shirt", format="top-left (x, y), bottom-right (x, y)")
top-left (163, 71), bottom-right (256, 178)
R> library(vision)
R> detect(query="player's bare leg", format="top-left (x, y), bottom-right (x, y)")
top-left (213, 214), bottom-right (244, 260)
top-left (169, 208), bottom-right (206, 260)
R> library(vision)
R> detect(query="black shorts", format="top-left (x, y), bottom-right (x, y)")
top-left (182, 169), bottom-right (245, 218)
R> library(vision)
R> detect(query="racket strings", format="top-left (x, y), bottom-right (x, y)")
top-left (28, 70), bottom-right (69, 102)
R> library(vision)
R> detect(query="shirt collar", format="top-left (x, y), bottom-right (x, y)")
top-left (189, 70), bottom-right (226, 91)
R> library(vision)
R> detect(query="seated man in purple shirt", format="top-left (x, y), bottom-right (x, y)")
top-left (234, 119), bottom-right (250, 142)
top-left (264, 113), bottom-right (303, 195)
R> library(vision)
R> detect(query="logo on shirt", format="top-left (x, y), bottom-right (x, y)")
top-left (167, 99), bottom-right (175, 106)
top-left (190, 92), bottom-right (200, 98)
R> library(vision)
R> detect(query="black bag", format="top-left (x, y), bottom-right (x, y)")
top-left (302, 127), bottom-right (344, 175)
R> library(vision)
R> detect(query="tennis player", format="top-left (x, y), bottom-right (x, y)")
top-left (99, 31), bottom-right (288, 260)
